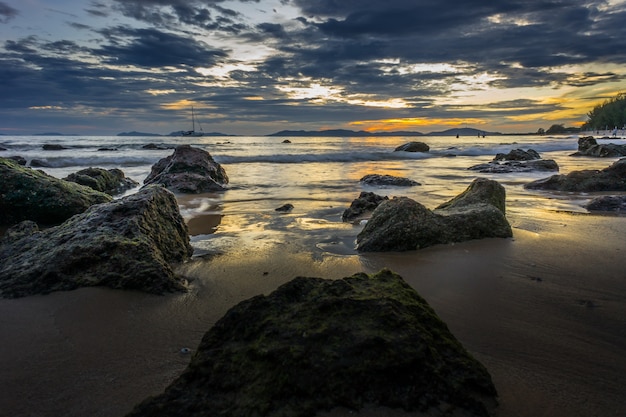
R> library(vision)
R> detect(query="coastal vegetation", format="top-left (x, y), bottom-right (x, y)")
top-left (583, 92), bottom-right (626, 130)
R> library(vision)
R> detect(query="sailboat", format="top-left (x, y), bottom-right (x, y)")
top-left (181, 106), bottom-right (204, 137)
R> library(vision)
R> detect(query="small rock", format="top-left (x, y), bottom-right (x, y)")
top-left (275, 203), bottom-right (294, 212)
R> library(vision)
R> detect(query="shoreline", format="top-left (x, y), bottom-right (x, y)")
top-left (1, 210), bottom-right (625, 417)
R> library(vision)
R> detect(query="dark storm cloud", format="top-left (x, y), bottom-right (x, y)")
top-left (95, 26), bottom-right (228, 67)
top-left (0, 1), bottom-right (18, 23)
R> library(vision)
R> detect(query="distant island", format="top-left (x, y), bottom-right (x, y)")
top-left (268, 128), bottom-right (501, 137)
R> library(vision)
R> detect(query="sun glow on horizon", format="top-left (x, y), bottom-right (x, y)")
top-left (350, 117), bottom-right (488, 132)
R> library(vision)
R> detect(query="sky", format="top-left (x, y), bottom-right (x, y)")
top-left (1, 0), bottom-right (626, 136)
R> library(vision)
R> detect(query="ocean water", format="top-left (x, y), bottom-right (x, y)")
top-left (2, 134), bottom-right (625, 256)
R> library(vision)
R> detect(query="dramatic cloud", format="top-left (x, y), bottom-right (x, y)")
top-left (1, 0), bottom-right (625, 134)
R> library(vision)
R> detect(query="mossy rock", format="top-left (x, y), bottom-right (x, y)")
top-left (126, 269), bottom-right (497, 417)
top-left (0, 157), bottom-right (112, 226)
top-left (64, 167), bottom-right (139, 195)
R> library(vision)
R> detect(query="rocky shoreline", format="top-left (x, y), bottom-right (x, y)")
top-left (1, 137), bottom-right (626, 416)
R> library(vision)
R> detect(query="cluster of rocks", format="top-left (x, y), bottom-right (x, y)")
top-left (468, 149), bottom-right (559, 173)
top-left (126, 269), bottom-right (497, 417)
top-left (0, 145), bottom-right (230, 297)
top-left (525, 157), bottom-right (626, 192)
top-left (573, 136), bottom-right (626, 157)
top-left (356, 178), bottom-right (512, 252)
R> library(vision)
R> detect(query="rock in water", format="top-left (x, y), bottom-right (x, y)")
top-left (525, 158), bottom-right (626, 192)
top-left (342, 191), bottom-right (389, 222)
top-left (64, 167), bottom-right (139, 195)
top-left (394, 141), bottom-right (430, 152)
top-left (126, 269), bottom-right (497, 417)
top-left (357, 178), bottom-right (512, 252)
top-left (572, 136), bottom-right (626, 157)
top-left (143, 145), bottom-right (229, 193)
top-left (0, 157), bottom-right (112, 226)
top-left (0, 185), bottom-right (193, 298)
top-left (360, 174), bottom-right (421, 187)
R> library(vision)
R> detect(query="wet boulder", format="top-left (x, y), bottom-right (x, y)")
top-left (64, 167), bottom-right (139, 195)
top-left (525, 158), bottom-right (626, 192)
top-left (360, 174), bottom-right (421, 187)
top-left (126, 269), bottom-right (497, 417)
top-left (394, 141), bottom-right (430, 152)
top-left (143, 145), bottom-right (229, 193)
top-left (469, 149), bottom-right (558, 173)
top-left (572, 136), bottom-right (626, 157)
top-left (0, 185), bottom-right (193, 298)
top-left (342, 191), bottom-right (389, 222)
top-left (585, 195), bottom-right (626, 212)
top-left (0, 157), bottom-right (112, 226)
top-left (357, 178), bottom-right (512, 252)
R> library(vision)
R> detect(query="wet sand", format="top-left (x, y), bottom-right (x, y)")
top-left (1, 211), bottom-right (625, 417)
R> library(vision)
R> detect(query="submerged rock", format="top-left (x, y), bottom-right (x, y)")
top-left (394, 141), bottom-right (430, 152)
top-left (525, 158), bottom-right (626, 192)
top-left (64, 167), bottom-right (139, 195)
top-left (572, 136), bottom-right (626, 157)
top-left (0, 185), bottom-right (193, 298)
top-left (342, 191), bottom-right (389, 222)
top-left (126, 269), bottom-right (497, 417)
top-left (360, 174), bottom-right (421, 187)
top-left (357, 178), bottom-right (512, 252)
top-left (0, 157), bottom-right (112, 226)
top-left (275, 203), bottom-right (294, 212)
top-left (585, 195), bottom-right (626, 212)
top-left (143, 145), bottom-right (229, 193)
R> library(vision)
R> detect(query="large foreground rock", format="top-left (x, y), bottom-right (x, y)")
top-left (126, 269), bottom-right (497, 417)
top-left (357, 178), bottom-right (512, 252)
top-left (0, 157), bottom-right (112, 226)
top-left (143, 145), bottom-right (229, 193)
top-left (525, 158), bottom-right (626, 192)
top-left (64, 167), bottom-right (139, 195)
top-left (572, 136), bottom-right (626, 157)
top-left (0, 186), bottom-right (193, 298)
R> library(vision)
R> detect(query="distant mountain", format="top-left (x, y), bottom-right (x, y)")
top-left (427, 128), bottom-right (502, 136)
top-left (117, 131), bottom-right (163, 137)
top-left (268, 129), bottom-right (424, 137)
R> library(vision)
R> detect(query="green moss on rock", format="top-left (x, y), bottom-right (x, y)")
top-left (126, 269), bottom-right (497, 417)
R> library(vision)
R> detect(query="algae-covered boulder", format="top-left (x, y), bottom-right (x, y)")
top-left (126, 269), bottom-right (497, 417)
top-left (394, 141), bottom-right (430, 152)
top-left (0, 185), bottom-right (193, 298)
top-left (0, 157), bottom-right (112, 226)
top-left (64, 167), bottom-right (139, 195)
top-left (357, 178), bottom-right (512, 252)
top-left (525, 158), bottom-right (626, 192)
top-left (143, 145), bottom-right (229, 193)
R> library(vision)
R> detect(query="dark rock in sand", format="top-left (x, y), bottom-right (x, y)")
top-left (0, 157), bottom-right (112, 226)
top-left (64, 167), bottom-right (139, 195)
top-left (342, 191), bottom-right (389, 222)
top-left (357, 178), bottom-right (512, 252)
top-left (275, 203), bottom-right (294, 212)
top-left (126, 269), bottom-right (497, 417)
top-left (585, 195), bottom-right (626, 212)
top-left (0, 185), bottom-right (193, 298)
top-left (42, 144), bottom-right (66, 151)
top-left (360, 174), bottom-right (421, 187)
top-left (493, 148), bottom-right (540, 161)
top-left (572, 136), bottom-right (626, 157)
top-left (143, 145), bottom-right (229, 193)
top-left (394, 141), bottom-right (430, 152)
top-left (282, 139), bottom-right (292, 143)
top-left (525, 158), bottom-right (626, 192)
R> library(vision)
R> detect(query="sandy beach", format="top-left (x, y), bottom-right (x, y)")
top-left (1, 207), bottom-right (625, 417)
